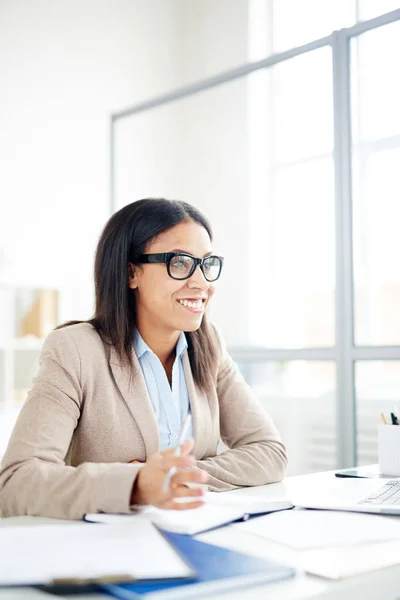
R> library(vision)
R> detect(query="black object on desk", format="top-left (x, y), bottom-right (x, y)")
top-left (335, 465), bottom-right (386, 479)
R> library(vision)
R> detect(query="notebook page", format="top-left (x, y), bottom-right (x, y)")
top-left (86, 504), bottom-right (244, 535)
top-left (204, 492), bottom-right (293, 514)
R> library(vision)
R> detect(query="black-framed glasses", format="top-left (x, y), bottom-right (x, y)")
top-left (137, 252), bottom-right (224, 282)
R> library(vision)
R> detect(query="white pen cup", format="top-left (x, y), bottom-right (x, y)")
top-left (378, 424), bottom-right (400, 476)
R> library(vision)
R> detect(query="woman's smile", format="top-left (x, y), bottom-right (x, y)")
top-left (177, 297), bottom-right (207, 313)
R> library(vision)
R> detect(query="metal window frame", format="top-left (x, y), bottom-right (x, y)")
top-left (109, 8), bottom-right (400, 469)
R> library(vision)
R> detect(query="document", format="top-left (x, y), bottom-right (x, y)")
top-left (85, 494), bottom-right (293, 535)
top-left (237, 508), bottom-right (400, 549)
top-left (0, 518), bottom-right (194, 586)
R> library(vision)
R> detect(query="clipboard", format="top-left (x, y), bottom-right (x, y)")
top-left (0, 519), bottom-right (195, 587)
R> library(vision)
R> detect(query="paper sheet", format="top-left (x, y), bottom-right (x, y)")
top-left (86, 504), bottom-right (245, 535)
top-left (0, 518), bottom-right (193, 586)
top-left (237, 508), bottom-right (400, 549)
top-left (301, 540), bottom-right (400, 578)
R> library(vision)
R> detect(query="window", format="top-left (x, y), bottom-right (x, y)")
top-left (272, 0), bottom-right (355, 53)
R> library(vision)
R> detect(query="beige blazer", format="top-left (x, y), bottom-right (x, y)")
top-left (0, 323), bottom-right (287, 519)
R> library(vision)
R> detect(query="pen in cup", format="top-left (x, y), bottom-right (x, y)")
top-left (381, 412), bottom-right (388, 425)
top-left (162, 414), bottom-right (193, 494)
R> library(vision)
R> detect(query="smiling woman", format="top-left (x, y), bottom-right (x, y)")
top-left (0, 198), bottom-right (287, 519)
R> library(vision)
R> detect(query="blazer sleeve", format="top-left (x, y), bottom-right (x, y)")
top-left (197, 328), bottom-right (288, 491)
top-left (0, 329), bottom-right (140, 519)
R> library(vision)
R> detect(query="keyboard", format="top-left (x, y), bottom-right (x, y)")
top-left (359, 480), bottom-right (400, 505)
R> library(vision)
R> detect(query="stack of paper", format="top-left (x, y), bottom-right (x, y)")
top-left (236, 508), bottom-right (400, 579)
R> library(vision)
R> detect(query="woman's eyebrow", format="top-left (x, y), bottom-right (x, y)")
top-left (169, 248), bottom-right (213, 257)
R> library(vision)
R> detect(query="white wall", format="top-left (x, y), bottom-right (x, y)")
top-left (0, 0), bottom-right (181, 321)
top-left (176, 0), bottom-right (249, 86)
top-left (113, 0), bottom-right (251, 344)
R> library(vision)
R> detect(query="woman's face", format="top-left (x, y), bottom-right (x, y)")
top-left (129, 220), bottom-right (217, 335)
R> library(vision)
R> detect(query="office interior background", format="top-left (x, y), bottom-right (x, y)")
top-left (0, 0), bottom-right (399, 476)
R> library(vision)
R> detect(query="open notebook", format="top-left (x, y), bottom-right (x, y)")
top-left (85, 493), bottom-right (293, 535)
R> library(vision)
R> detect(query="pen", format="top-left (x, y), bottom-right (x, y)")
top-left (162, 414), bottom-right (192, 494)
top-left (381, 413), bottom-right (388, 425)
top-left (391, 412), bottom-right (398, 426)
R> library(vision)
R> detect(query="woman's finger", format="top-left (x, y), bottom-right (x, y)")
top-left (161, 454), bottom-right (196, 471)
top-left (169, 485), bottom-right (205, 499)
top-left (163, 498), bottom-right (205, 511)
top-left (171, 468), bottom-right (208, 486)
top-left (158, 438), bottom-right (194, 460)
top-left (180, 438), bottom-right (195, 455)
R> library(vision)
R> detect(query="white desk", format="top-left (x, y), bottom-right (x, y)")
top-left (1, 470), bottom-right (400, 600)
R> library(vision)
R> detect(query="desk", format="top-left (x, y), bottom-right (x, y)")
top-left (1, 470), bottom-right (400, 600)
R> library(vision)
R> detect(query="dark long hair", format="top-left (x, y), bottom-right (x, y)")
top-left (58, 198), bottom-right (218, 393)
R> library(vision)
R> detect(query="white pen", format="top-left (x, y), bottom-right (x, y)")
top-left (162, 414), bottom-right (193, 494)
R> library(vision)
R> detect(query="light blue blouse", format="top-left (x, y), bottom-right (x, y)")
top-left (133, 330), bottom-right (194, 450)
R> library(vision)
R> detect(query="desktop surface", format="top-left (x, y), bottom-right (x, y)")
top-left (1, 469), bottom-right (400, 600)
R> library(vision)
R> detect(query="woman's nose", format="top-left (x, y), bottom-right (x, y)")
top-left (187, 264), bottom-right (209, 289)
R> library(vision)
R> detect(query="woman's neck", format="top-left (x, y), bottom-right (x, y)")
top-left (137, 324), bottom-right (180, 367)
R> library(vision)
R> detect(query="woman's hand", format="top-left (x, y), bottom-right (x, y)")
top-left (130, 439), bottom-right (208, 510)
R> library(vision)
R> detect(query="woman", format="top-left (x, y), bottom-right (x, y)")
top-left (0, 199), bottom-right (287, 519)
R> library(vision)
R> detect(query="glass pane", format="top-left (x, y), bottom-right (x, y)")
top-left (351, 20), bottom-right (400, 142)
top-left (114, 77), bottom-right (252, 346)
top-left (250, 157), bottom-right (335, 347)
top-left (272, 47), bottom-right (334, 163)
top-left (358, 1), bottom-right (400, 21)
top-left (356, 361), bottom-right (400, 466)
top-left (237, 359), bottom-right (336, 475)
top-left (353, 148), bottom-right (400, 345)
top-left (272, 0), bottom-right (355, 53)
top-left (352, 21), bottom-right (400, 345)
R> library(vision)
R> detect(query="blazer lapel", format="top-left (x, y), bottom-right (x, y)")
top-left (109, 347), bottom-right (160, 458)
top-left (182, 351), bottom-right (211, 459)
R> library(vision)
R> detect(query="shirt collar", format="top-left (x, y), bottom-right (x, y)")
top-left (134, 330), bottom-right (188, 360)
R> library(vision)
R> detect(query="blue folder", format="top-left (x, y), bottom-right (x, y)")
top-left (102, 530), bottom-right (296, 600)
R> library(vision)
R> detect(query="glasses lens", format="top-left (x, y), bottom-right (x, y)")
top-left (202, 256), bottom-right (222, 281)
top-left (169, 254), bottom-right (195, 279)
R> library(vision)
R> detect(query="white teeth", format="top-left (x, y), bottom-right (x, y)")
top-left (179, 299), bottom-right (204, 309)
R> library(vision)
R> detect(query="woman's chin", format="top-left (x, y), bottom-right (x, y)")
top-left (176, 314), bottom-right (204, 332)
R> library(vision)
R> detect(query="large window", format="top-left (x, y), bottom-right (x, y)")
top-left (245, 2), bottom-right (400, 471)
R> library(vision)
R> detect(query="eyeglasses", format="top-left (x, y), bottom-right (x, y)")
top-left (137, 252), bottom-right (224, 282)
